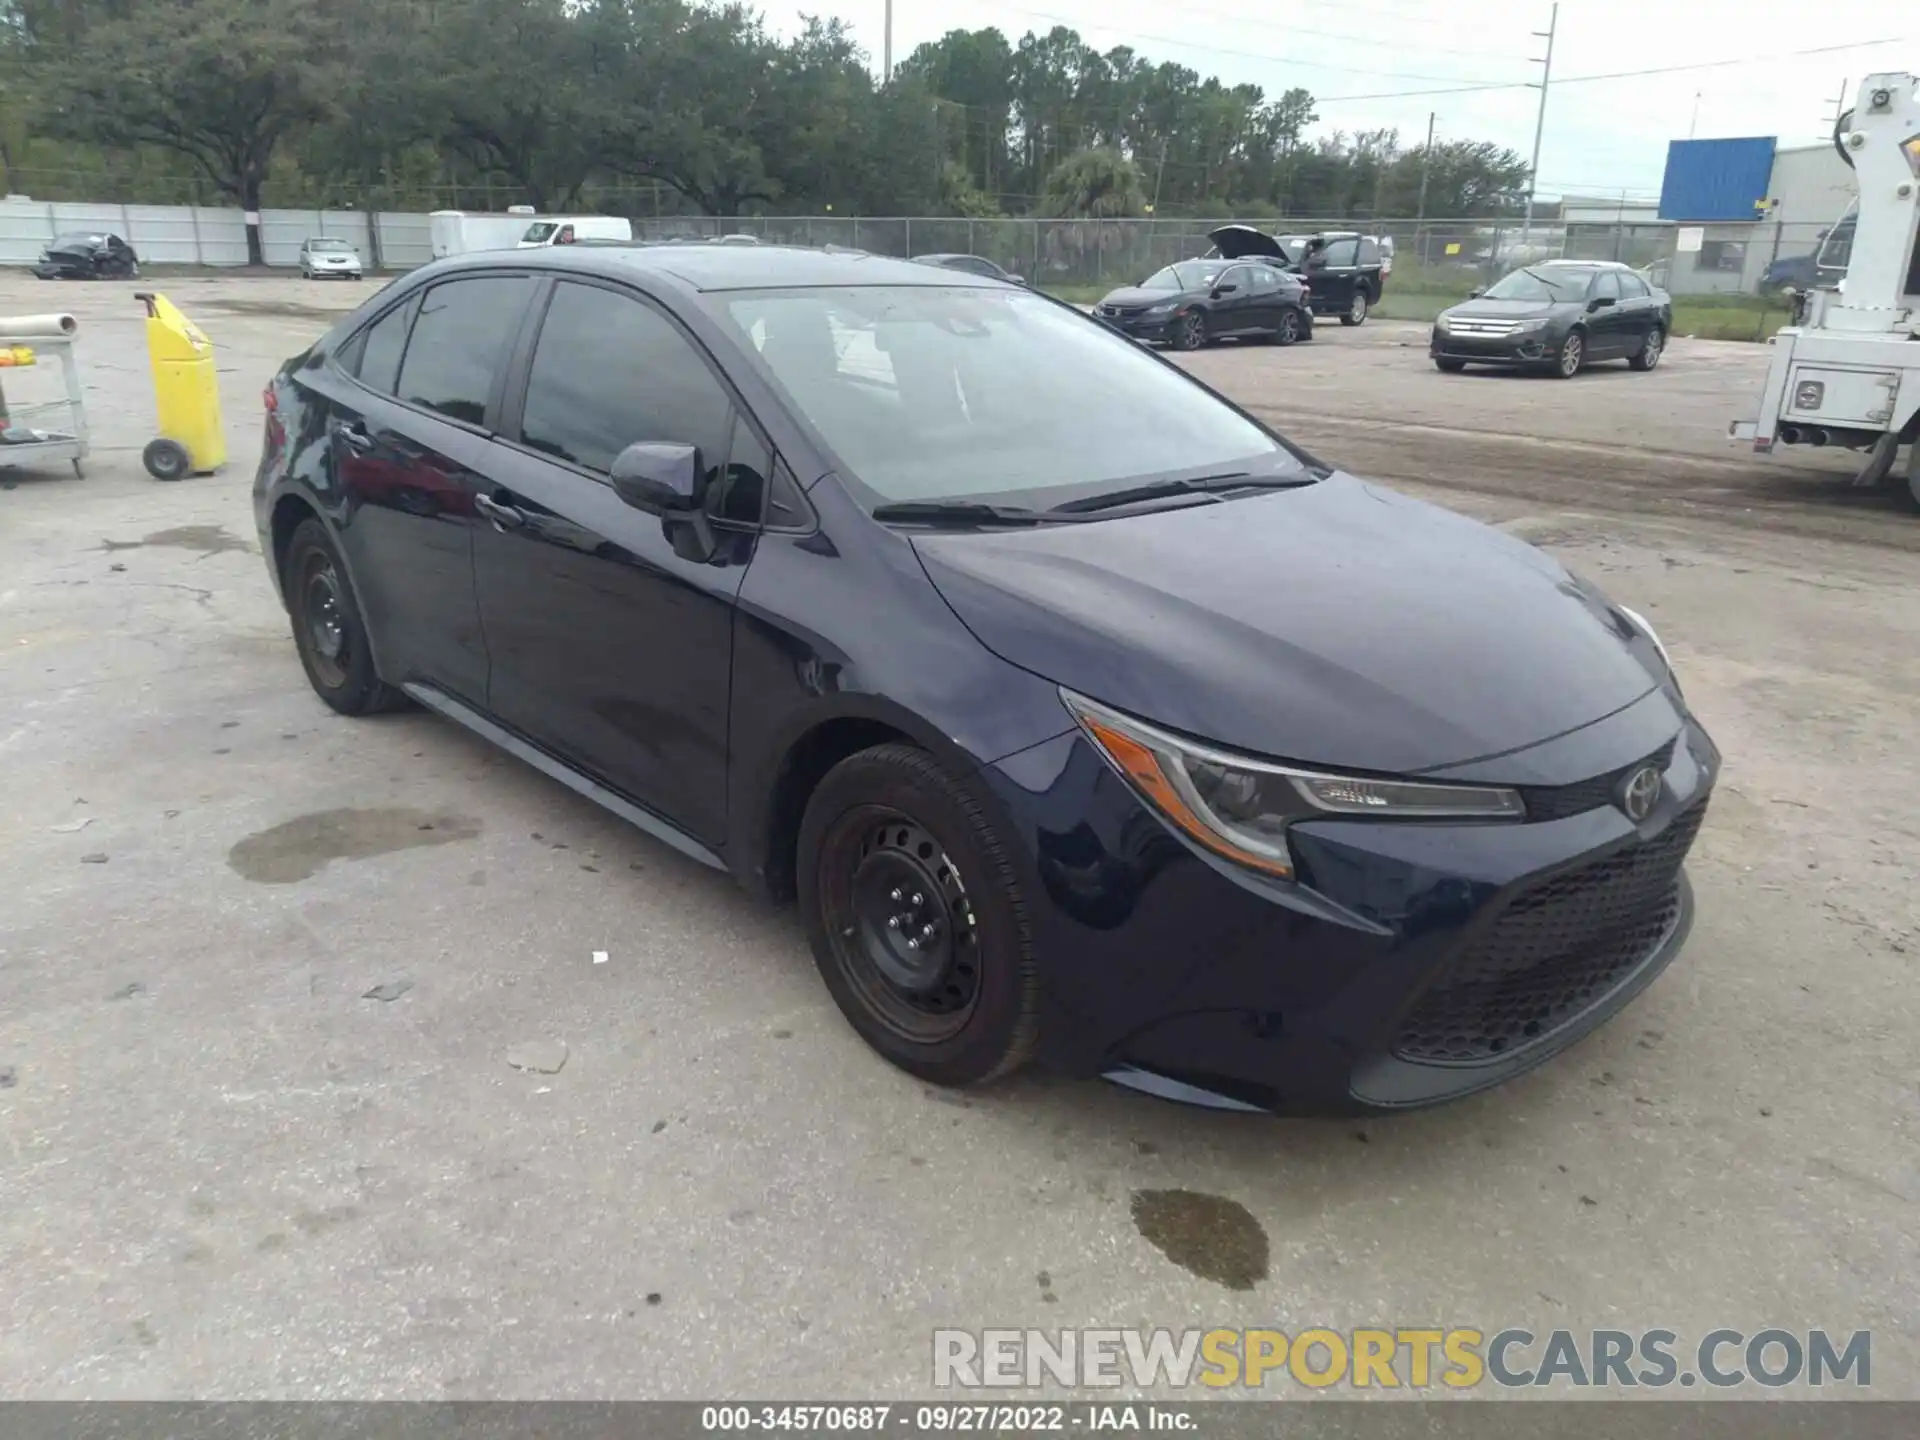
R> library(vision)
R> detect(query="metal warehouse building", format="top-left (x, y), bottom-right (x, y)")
top-left (1656, 135), bottom-right (1856, 295)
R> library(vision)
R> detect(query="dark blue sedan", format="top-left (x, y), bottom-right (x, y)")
top-left (255, 243), bottom-right (1715, 1113)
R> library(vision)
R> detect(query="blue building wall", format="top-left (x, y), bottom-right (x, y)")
top-left (1659, 137), bottom-right (1777, 221)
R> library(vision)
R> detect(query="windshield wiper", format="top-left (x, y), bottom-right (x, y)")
top-left (1051, 471), bottom-right (1320, 514)
top-left (870, 500), bottom-right (1084, 527)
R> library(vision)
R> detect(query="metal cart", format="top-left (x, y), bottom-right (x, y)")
top-left (0, 317), bottom-right (88, 478)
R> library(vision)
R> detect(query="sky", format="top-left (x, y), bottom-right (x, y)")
top-left (763, 0), bottom-right (1911, 200)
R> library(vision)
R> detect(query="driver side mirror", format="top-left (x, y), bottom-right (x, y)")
top-left (1588, 295), bottom-right (1616, 311)
top-left (1212, 282), bottom-right (1239, 296)
top-left (1468, 287), bottom-right (1484, 298)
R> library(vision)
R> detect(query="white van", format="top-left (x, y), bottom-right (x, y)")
top-left (516, 216), bottom-right (633, 248)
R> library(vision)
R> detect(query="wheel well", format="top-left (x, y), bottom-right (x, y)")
top-left (269, 494), bottom-right (319, 598)
top-left (761, 717), bottom-right (913, 902)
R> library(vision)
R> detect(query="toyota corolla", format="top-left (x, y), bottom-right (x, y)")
top-left (254, 244), bottom-right (1716, 1113)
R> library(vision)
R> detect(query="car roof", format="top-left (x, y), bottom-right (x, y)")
top-left (1536, 259), bottom-right (1629, 270)
top-left (422, 242), bottom-right (996, 293)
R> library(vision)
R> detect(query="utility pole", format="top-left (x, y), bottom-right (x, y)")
top-left (1150, 136), bottom-right (1170, 216)
top-left (1688, 91), bottom-right (1701, 139)
top-left (883, 0), bottom-right (893, 83)
top-left (1827, 77), bottom-right (1851, 131)
top-left (1414, 112), bottom-right (1436, 262)
top-left (1519, 1), bottom-right (1558, 253)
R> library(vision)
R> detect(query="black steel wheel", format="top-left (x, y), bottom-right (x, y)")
top-left (141, 438), bottom-right (191, 481)
top-left (798, 743), bottom-right (1039, 1086)
top-left (1172, 310), bottom-right (1209, 351)
top-left (283, 518), bottom-right (405, 716)
top-left (1434, 358), bottom-right (1467, 373)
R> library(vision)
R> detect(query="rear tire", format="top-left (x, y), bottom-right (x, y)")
top-left (1341, 289), bottom-right (1370, 326)
top-left (1434, 358), bottom-right (1467, 373)
top-left (283, 518), bottom-right (406, 716)
top-left (1629, 324), bottom-right (1664, 372)
top-left (797, 743), bottom-right (1040, 1088)
top-left (1269, 308), bottom-right (1304, 346)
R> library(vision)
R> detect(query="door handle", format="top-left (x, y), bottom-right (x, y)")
top-left (474, 493), bottom-right (526, 530)
top-left (332, 419), bottom-right (375, 453)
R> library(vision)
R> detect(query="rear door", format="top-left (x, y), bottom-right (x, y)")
top-left (325, 274), bottom-right (538, 703)
top-left (470, 277), bottom-right (760, 843)
top-left (1244, 264), bottom-right (1287, 331)
top-left (1616, 270), bottom-right (1658, 348)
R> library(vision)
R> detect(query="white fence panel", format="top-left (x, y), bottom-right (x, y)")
top-left (260, 208), bottom-right (321, 266)
top-left (194, 208), bottom-right (250, 266)
top-left (377, 211), bottom-right (433, 269)
top-left (121, 205), bottom-right (202, 266)
top-left (0, 201), bottom-right (57, 265)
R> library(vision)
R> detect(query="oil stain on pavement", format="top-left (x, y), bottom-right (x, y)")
top-left (101, 524), bottom-right (254, 556)
top-left (1130, 1189), bottom-right (1269, 1291)
top-left (229, 808), bottom-right (481, 884)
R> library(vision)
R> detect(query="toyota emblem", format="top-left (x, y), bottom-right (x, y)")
top-left (1619, 765), bottom-right (1663, 822)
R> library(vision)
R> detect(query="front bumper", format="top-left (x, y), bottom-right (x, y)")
top-left (1430, 328), bottom-right (1555, 366)
top-left (1096, 309), bottom-right (1180, 343)
top-left (33, 262), bottom-right (85, 279)
top-left (984, 698), bottom-right (1718, 1113)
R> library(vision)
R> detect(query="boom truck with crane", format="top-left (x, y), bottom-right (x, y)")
top-left (1731, 73), bottom-right (1920, 508)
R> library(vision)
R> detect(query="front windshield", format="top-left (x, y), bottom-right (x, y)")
top-left (1275, 237), bottom-right (1311, 264)
top-left (713, 286), bottom-right (1292, 505)
top-left (1141, 261), bottom-right (1222, 292)
top-left (522, 222), bottom-right (558, 242)
top-left (308, 239), bottom-right (350, 252)
top-left (52, 233), bottom-right (103, 248)
top-left (1482, 266), bottom-right (1592, 302)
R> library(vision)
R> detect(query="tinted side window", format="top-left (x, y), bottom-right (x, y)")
top-left (959, 257), bottom-right (998, 277)
top-left (1591, 271), bottom-right (1622, 300)
top-left (1218, 266), bottom-right (1252, 292)
top-left (1618, 272), bottom-right (1649, 299)
top-left (1321, 238), bottom-right (1359, 265)
top-left (395, 276), bottom-right (537, 426)
top-left (1358, 239), bottom-right (1381, 264)
top-left (519, 281), bottom-right (734, 477)
top-left (353, 295), bottom-right (419, 395)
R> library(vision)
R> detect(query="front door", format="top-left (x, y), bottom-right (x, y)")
top-left (1210, 263), bottom-right (1265, 335)
top-left (1584, 270), bottom-right (1633, 356)
top-left (1306, 237), bottom-right (1360, 315)
top-left (471, 278), bottom-right (758, 844)
top-left (325, 275), bottom-right (539, 704)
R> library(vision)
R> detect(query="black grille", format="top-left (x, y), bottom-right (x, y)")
top-left (1392, 801), bottom-right (1706, 1064)
top-left (1517, 738), bottom-right (1677, 822)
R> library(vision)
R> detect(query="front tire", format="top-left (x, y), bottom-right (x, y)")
top-left (283, 518), bottom-right (405, 716)
top-left (1341, 289), bottom-right (1370, 326)
top-left (1629, 324), bottom-right (1664, 371)
top-left (1552, 330), bottom-right (1585, 378)
top-left (798, 743), bottom-right (1040, 1088)
top-left (1172, 310), bottom-right (1209, 351)
top-left (1434, 357), bottom-right (1467, 373)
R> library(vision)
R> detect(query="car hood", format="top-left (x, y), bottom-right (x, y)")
top-left (1099, 285), bottom-right (1198, 307)
top-left (1207, 224), bottom-right (1286, 260)
top-left (1442, 298), bottom-right (1567, 322)
top-left (911, 474), bottom-right (1658, 774)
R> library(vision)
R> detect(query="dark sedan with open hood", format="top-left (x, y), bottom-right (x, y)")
top-left (1094, 254), bottom-right (1311, 349)
top-left (1432, 260), bottom-right (1671, 376)
top-left (254, 244), bottom-right (1714, 1115)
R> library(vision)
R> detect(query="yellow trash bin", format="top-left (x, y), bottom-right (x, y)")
top-left (136, 291), bottom-right (226, 481)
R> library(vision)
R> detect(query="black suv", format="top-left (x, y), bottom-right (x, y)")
top-left (1208, 225), bottom-right (1385, 326)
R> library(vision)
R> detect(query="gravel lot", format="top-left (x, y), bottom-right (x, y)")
top-left (2, 272), bottom-right (1916, 1400)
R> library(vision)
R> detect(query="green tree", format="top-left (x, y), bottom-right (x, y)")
top-left (1042, 147), bottom-right (1143, 219)
top-left (34, 0), bottom-right (339, 262)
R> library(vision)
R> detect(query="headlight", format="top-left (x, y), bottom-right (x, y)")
top-left (1512, 318), bottom-right (1549, 333)
top-left (1434, 314), bottom-right (1452, 332)
top-left (1064, 691), bottom-right (1525, 880)
top-left (1142, 301), bottom-right (1176, 316)
top-left (1615, 604), bottom-right (1673, 671)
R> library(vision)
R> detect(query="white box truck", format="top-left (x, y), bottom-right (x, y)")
top-left (428, 208), bottom-right (543, 260)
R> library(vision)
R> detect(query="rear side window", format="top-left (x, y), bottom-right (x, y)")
top-left (353, 295), bottom-right (419, 395)
top-left (395, 276), bottom-right (537, 426)
top-left (1618, 272), bottom-right (1649, 299)
top-left (519, 280), bottom-right (734, 477)
top-left (1358, 238), bottom-right (1381, 265)
top-left (1321, 238), bottom-right (1359, 265)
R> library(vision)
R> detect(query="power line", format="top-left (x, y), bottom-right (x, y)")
top-left (1313, 36), bottom-right (1908, 103)
top-left (1113, 0), bottom-right (1533, 60)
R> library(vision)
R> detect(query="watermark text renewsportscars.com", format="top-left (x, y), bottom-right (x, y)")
top-left (932, 1328), bottom-right (1871, 1391)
